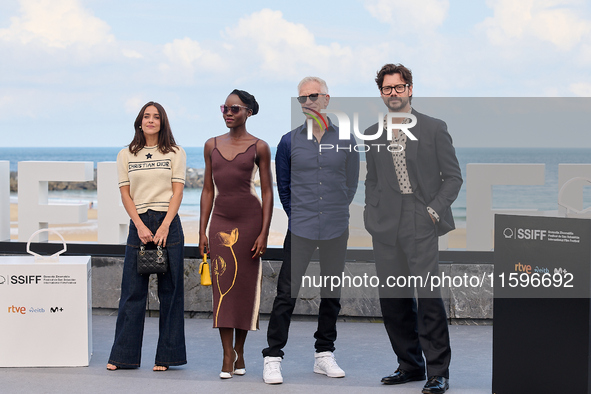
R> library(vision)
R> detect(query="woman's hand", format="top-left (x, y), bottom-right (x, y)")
top-left (251, 233), bottom-right (267, 259)
top-left (137, 223), bottom-right (154, 245)
top-left (199, 234), bottom-right (209, 257)
top-left (154, 222), bottom-right (170, 247)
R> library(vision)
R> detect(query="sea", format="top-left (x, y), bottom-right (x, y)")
top-left (2, 147), bottom-right (591, 226)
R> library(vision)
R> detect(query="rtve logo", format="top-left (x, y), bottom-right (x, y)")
top-left (8, 305), bottom-right (26, 314)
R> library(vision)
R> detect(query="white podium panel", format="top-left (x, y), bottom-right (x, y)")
top-left (0, 256), bottom-right (92, 367)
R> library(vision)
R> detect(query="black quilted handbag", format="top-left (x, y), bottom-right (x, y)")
top-left (137, 244), bottom-right (168, 274)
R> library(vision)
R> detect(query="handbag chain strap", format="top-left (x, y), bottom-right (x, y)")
top-left (139, 244), bottom-right (164, 256)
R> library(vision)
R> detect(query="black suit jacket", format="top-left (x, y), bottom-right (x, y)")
top-left (363, 109), bottom-right (463, 246)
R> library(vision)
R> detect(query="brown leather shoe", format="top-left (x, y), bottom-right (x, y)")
top-left (381, 368), bottom-right (426, 385)
top-left (422, 376), bottom-right (449, 393)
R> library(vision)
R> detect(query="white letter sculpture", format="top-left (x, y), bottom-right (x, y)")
top-left (18, 161), bottom-right (93, 242)
top-left (97, 162), bottom-right (129, 244)
top-left (0, 161), bottom-right (9, 241)
top-left (466, 164), bottom-right (545, 251)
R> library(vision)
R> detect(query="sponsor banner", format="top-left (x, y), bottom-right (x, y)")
top-left (0, 256), bottom-right (92, 367)
top-left (494, 214), bottom-right (591, 298)
top-left (493, 215), bottom-right (591, 392)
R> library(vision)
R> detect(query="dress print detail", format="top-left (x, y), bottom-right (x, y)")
top-left (213, 228), bottom-right (239, 327)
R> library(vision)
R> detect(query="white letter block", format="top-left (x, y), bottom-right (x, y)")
top-left (466, 164), bottom-right (545, 251)
top-left (97, 162), bottom-right (128, 244)
top-left (0, 161), bottom-right (9, 241)
top-left (18, 161), bottom-right (93, 242)
top-left (558, 164), bottom-right (591, 216)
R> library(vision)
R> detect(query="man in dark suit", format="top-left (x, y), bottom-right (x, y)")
top-left (364, 64), bottom-right (462, 394)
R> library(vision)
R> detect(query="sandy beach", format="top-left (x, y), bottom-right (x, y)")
top-left (9, 203), bottom-right (467, 248)
top-left (9, 203), bottom-right (289, 246)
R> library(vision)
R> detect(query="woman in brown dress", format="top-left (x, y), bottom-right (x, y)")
top-left (199, 89), bottom-right (273, 378)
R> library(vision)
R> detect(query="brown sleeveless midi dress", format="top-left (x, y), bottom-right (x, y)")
top-left (209, 138), bottom-right (263, 330)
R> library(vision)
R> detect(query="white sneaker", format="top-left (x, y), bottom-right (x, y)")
top-left (314, 351), bottom-right (345, 378)
top-left (263, 356), bottom-right (283, 384)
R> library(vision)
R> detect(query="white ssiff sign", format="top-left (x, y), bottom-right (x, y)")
top-left (0, 253), bottom-right (92, 367)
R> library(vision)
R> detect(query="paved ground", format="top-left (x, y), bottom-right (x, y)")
top-left (0, 315), bottom-right (492, 393)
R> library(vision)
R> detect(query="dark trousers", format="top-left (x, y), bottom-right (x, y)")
top-left (262, 229), bottom-right (348, 358)
top-left (108, 210), bottom-right (187, 368)
top-left (373, 195), bottom-right (451, 378)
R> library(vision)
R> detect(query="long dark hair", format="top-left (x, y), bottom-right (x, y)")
top-left (129, 101), bottom-right (178, 155)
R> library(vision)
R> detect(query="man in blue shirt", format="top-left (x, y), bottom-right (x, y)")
top-left (262, 77), bottom-right (359, 384)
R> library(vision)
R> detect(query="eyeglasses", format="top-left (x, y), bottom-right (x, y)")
top-left (297, 93), bottom-right (327, 104)
top-left (220, 104), bottom-right (250, 114)
top-left (380, 84), bottom-right (410, 95)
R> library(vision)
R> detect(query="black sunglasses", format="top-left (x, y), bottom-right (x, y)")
top-left (297, 93), bottom-right (327, 104)
top-left (220, 104), bottom-right (250, 114)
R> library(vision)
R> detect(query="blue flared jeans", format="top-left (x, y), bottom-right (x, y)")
top-left (108, 210), bottom-right (187, 368)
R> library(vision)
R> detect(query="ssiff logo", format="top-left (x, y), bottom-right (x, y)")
top-left (503, 228), bottom-right (547, 241)
top-left (10, 275), bottom-right (42, 284)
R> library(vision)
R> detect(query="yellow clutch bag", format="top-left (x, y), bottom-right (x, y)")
top-left (199, 253), bottom-right (212, 286)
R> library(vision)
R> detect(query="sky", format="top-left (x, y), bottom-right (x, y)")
top-left (1, 0), bottom-right (590, 148)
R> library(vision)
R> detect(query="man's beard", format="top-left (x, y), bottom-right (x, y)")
top-left (385, 96), bottom-right (409, 112)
